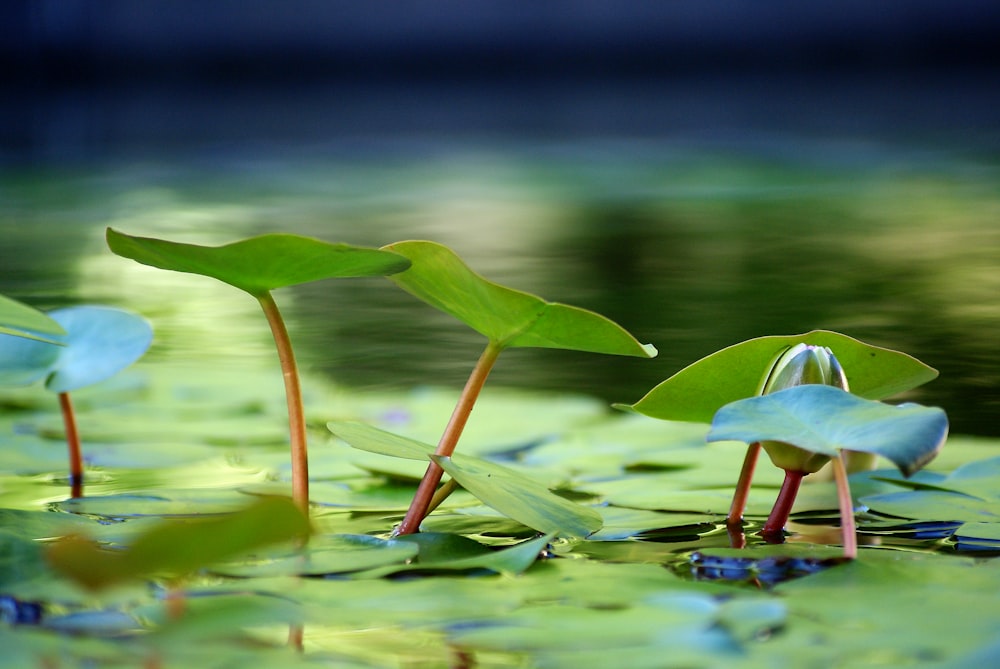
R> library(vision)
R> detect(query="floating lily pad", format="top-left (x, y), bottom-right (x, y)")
top-left (212, 533), bottom-right (419, 577)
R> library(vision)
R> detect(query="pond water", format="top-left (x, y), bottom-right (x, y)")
top-left (3, 140), bottom-right (998, 435)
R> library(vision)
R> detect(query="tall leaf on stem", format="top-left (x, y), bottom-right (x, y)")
top-left (106, 228), bottom-right (411, 514)
top-left (0, 305), bottom-right (152, 497)
top-left (379, 240), bottom-right (656, 535)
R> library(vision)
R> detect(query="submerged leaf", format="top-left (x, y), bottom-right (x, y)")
top-left (707, 385), bottom-right (948, 476)
top-left (623, 330), bottom-right (937, 423)
top-left (107, 228), bottom-right (411, 296)
top-left (382, 240), bottom-right (656, 357)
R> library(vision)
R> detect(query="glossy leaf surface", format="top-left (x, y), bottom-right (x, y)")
top-left (106, 227), bottom-right (411, 296)
top-left (382, 240), bottom-right (656, 356)
top-left (328, 420), bottom-right (603, 537)
top-left (46, 496), bottom-right (311, 591)
top-left (707, 385), bottom-right (948, 476)
top-left (431, 454), bottom-right (602, 538)
top-left (623, 330), bottom-right (937, 423)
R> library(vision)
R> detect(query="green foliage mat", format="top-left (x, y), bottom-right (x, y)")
top-left (2, 362), bottom-right (1000, 667)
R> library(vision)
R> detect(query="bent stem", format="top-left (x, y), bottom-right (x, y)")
top-left (395, 341), bottom-right (503, 536)
top-left (727, 442), bottom-right (761, 527)
top-left (761, 469), bottom-right (806, 540)
top-left (257, 292), bottom-right (309, 515)
top-left (832, 452), bottom-right (858, 559)
top-left (58, 392), bottom-right (83, 498)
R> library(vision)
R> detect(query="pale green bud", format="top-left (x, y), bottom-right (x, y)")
top-left (758, 343), bottom-right (851, 474)
top-left (759, 343), bottom-right (849, 396)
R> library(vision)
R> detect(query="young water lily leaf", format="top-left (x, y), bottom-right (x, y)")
top-left (0, 327), bottom-right (61, 385)
top-left (622, 330), bottom-right (937, 423)
top-left (46, 496), bottom-right (312, 591)
top-left (0, 293), bottom-right (65, 341)
top-left (328, 420), bottom-right (603, 537)
top-left (431, 454), bottom-right (603, 539)
top-left (106, 228), bottom-right (411, 296)
top-left (381, 240), bottom-right (656, 357)
top-left (707, 385), bottom-right (948, 476)
top-left (45, 306), bottom-right (153, 393)
top-left (0, 306), bottom-right (150, 389)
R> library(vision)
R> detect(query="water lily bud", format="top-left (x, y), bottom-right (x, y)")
top-left (759, 343), bottom-right (849, 396)
top-left (758, 344), bottom-right (850, 474)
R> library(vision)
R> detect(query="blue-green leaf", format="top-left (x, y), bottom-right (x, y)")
top-left (45, 306), bottom-right (153, 393)
top-left (707, 385), bottom-right (948, 476)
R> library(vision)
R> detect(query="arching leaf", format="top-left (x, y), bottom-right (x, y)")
top-left (45, 306), bottom-right (154, 393)
top-left (707, 385), bottom-right (949, 476)
top-left (107, 228), bottom-right (411, 296)
top-left (328, 420), bottom-right (603, 538)
top-left (622, 330), bottom-right (937, 423)
top-left (0, 293), bottom-right (65, 341)
top-left (381, 240), bottom-right (656, 357)
top-left (431, 454), bottom-right (603, 539)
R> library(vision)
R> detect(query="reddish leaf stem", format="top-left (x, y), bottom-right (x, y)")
top-left (727, 442), bottom-right (761, 527)
top-left (395, 342), bottom-right (502, 536)
top-left (761, 469), bottom-right (806, 539)
top-left (831, 452), bottom-right (858, 559)
top-left (258, 292), bottom-right (309, 515)
top-left (58, 392), bottom-right (83, 498)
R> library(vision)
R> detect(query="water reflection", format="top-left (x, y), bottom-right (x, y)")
top-left (1, 147), bottom-right (998, 435)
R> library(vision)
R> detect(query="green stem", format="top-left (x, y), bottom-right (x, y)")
top-left (395, 341), bottom-right (502, 536)
top-left (727, 442), bottom-right (761, 527)
top-left (257, 292), bottom-right (309, 516)
top-left (58, 392), bottom-right (83, 499)
top-left (831, 452), bottom-right (858, 559)
top-left (761, 469), bottom-right (805, 539)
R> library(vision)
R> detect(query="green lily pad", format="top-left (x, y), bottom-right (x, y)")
top-left (213, 533), bottom-right (420, 577)
top-left (0, 293), bottom-right (65, 341)
top-left (860, 489), bottom-right (1000, 523)
top-left (106, 228), bottom-right (411, 296)
top-left (707, 385), bottom-right (948, 476)
top-left (372, 531), bottom-right (553, 576)
top-left (382, 240), bottom-right (656, 356)
top-left (622, 330), bottom-right (937, 423)
top-left (46, 495), bottom-right (312, 591)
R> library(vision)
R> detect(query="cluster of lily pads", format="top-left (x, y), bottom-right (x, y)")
top-left (0, 228), bottom-right (957, 663)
